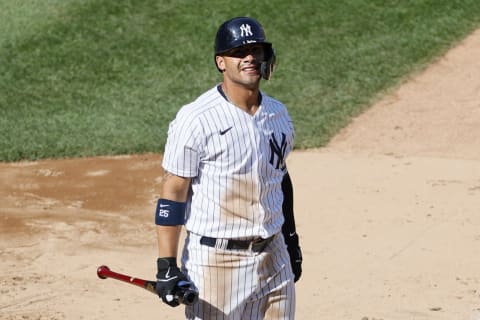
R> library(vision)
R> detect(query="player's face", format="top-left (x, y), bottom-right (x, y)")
top-left (217, 44), bottom-right (265, 89)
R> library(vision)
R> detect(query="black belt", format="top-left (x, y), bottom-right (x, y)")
top-left (200, 235), bottom-right (275, 252)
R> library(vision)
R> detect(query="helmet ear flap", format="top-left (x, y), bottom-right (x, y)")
top-left (261, 47), bottom-right (276, 80)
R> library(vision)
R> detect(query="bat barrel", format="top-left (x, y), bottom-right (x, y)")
top-left (97, 265), bottom-right (111, 279)
top-left (96, 265), bottom-right (198, 306)
top-left (97, 265), bottom-right (148, 288)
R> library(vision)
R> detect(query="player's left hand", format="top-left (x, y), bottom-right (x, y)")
top-left (285, 233), bottom-right (302, 282)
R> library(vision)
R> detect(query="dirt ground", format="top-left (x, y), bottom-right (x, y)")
top-left (1, 29), bottom-right (480, 320)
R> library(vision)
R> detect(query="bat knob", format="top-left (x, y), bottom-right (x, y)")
top-left (97, 265), bottom-right (110, 279)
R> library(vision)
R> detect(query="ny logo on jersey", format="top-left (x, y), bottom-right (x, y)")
top-left (240, 24), bottom-right (253, 37)
top-left (269, 132), bottom-right (287, 170)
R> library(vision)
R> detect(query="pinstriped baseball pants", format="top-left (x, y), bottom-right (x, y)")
top-left (182, 232), bottom-right (296, 320)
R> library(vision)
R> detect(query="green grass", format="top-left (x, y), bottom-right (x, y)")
top-left (0, 0), bottom-right (87, 47)
top-left (1, 0), bottom-right (480, 161)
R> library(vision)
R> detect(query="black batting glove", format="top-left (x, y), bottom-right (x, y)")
top-left (284, 232), bottom-right (303, 282)
top-left (156, 257), bottom-right (189, 307)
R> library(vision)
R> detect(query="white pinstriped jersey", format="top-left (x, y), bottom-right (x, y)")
top-left (162, 85), bottom-right (294, 239)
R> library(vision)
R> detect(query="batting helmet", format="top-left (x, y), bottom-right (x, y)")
top-left (214, 17), bottom-right (276, 80)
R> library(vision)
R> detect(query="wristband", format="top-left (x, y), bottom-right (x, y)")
top-left (157, 257), bottom-right (178, 271)
top-left (155, 199), bottom-right (186, 226)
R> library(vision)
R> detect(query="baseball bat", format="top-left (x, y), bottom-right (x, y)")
top-left (96, 265), bottom-right (198, 305)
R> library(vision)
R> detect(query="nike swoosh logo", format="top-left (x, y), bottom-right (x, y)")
top-left (158, 267), bottom-right (179, 282)
top-left (289, 232), bottom-right (296, 237)
top-left (158, 275), bottom-right (178, 282)
top-left (159, 204), bottom-right (170, 208)
top-left (219, 127), bottom-right (233, 135)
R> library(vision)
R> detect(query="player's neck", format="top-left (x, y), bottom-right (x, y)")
top-left (221, 83), bottom-right (260, 115)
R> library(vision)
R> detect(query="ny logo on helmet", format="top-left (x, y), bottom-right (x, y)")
top-left (240, 24), bottom-right (253, 37)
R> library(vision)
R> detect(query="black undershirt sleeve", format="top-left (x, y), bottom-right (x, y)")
top-left (281, 171), bottom-right (296, 235)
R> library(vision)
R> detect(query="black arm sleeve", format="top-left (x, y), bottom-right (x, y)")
top-left (281, 171), bottom-right (297, 235)
top-left (281, 170), bottom-right (303, 282)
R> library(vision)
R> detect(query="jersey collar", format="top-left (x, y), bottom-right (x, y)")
top-left (216, 84), bottom-right (263, 106)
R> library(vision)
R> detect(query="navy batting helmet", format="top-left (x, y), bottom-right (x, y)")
top-left (214, 17), bottom-right (276, 80)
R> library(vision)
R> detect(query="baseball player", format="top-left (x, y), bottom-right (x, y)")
top-left (154, 16), bottom-right (302, 319)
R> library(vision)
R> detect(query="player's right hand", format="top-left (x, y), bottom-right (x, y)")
top-left (156, 257), bottom-right (190, 307)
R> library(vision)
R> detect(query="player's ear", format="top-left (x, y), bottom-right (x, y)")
top-left (216, 56), bottom-right (226, 72)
